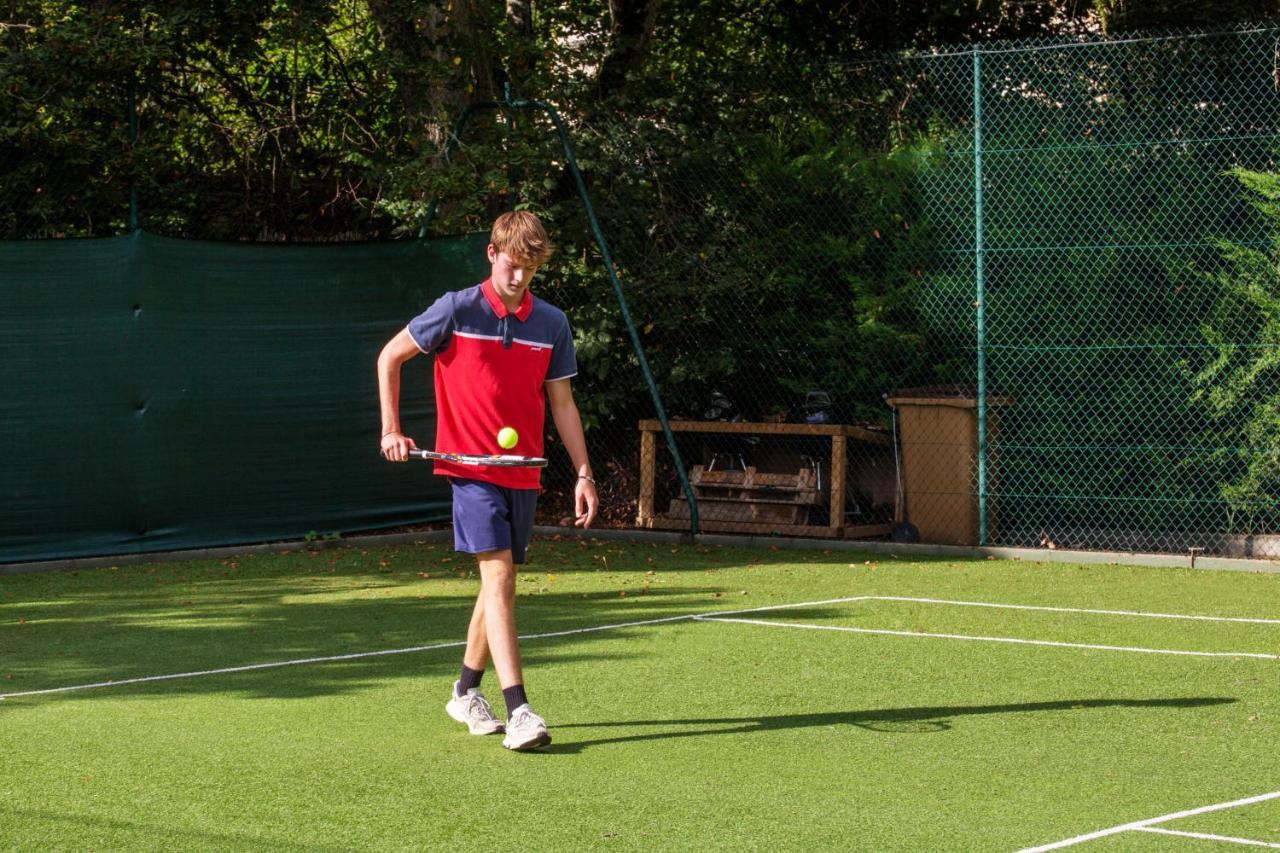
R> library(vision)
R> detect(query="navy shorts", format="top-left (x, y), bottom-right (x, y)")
top-left (450, 478), bottom-right (539, 564)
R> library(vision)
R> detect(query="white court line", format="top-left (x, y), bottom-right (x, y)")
top-left (0, 640), bottom-right (465, 699)
top-left (867, 596), bottom-right (1280, 625)
top-left (697, 616), bottom-right (1280, 660)
top-left (3, 591), bottom-right (1272, 701)
top-left (0, 596), bottom-right (871, 700)
top-left (1015, 790), bottom-right (1280, 851)
top-left (0, 613), bottom-right (698, 700)
top-left (1136, 827), bottom-right (1280, 848)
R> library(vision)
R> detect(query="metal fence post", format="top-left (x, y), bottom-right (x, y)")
top-left (972, 47), bottom-right (988, 546)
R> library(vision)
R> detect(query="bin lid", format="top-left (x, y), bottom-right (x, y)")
top-left (884, 384), bottom-right (1012, 407)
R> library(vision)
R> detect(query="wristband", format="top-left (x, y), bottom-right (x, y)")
top-left (382, 430), bottom-right (400, 438)
top-left (578, 474), bottom-right (595, 484)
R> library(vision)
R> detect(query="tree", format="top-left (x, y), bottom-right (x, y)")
top-left (1094, 0), bottom-right (1276, 33)
top-left (1191, 167), bottom-right (1280, 534)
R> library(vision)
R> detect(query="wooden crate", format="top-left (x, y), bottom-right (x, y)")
top-left (636, 419), bottom-right (894, 540)
top-left (665, 465), bottom-right (822, 525)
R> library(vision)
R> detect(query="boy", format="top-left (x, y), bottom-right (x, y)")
top-left (377, 211), bottom-right (597, 751)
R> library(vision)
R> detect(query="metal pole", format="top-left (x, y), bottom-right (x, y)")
top-left (514, 97), bottom-right (699, 534)
top-left (972, 48), bottom-right (988, 546)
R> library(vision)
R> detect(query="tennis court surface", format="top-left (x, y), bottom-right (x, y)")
top-left (2, 538), bottom-right (1277, 850)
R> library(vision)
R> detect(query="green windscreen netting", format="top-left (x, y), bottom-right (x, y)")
top-left (0, 231), bottom-right (489, 563)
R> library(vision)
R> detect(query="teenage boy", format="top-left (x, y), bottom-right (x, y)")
top-left (377, 211), bottom-right (597, 751)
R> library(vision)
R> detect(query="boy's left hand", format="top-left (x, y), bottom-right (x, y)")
top-left (574, 477), bottom-right (598, 528)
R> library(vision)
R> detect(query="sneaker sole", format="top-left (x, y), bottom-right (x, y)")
top-left (445, 702), bottom-right (505, 735)
top-left (503, 731), bottom-right (552, 751)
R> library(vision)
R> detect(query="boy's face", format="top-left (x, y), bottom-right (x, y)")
top-left (487, 245), bottom-right (539, 305)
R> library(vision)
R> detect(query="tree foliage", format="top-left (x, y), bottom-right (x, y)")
top-left (1192, 168), bottom-right (1280, 532)
top-left (6, 2), bottom-right (1277, 530)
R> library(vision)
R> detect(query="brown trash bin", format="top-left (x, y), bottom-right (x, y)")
top-left (884, 385), bottom-right (1009, 546)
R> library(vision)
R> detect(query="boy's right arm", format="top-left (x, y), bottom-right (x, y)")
top-left (378, 328), bottom-right (422, 462)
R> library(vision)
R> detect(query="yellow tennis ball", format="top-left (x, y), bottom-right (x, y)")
top-left (497, 426), bottom-right (519, 449)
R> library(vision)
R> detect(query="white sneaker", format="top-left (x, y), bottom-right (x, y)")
top-left (502, 704), bottom-right (551, 751)
top-left (446, 682), bottom-right (505, 735)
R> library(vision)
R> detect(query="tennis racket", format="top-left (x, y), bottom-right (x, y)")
top-left (407, 449), bottom-right (548, 468)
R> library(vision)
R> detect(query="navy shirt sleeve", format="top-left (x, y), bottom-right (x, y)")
top-left (406, 292), bottom-right (455, 353)
top-left (546, 313), bottom-right (578, 382)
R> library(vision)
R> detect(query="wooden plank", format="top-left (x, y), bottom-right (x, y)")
top-left (842, 523), bottom-right (894, 539)
top-left (665, 498), bottom-right (805, 524)
top-left (829, 435), bottom-right (847, 536)
top-left (637, 419), bottom-right (890, 446)
top-left (648, 517), bottom-right (843, 539)
top-left (687, 496), bottom-right (818, 506)
top-left (750, 469), bottom-right (817, 489)
top-left (688, 465), bottom-right (819, 505)
top-left (690, 465), bottom-right (748, 486)
top-left (648, 518), bottom-right (893, 540)
top-left (637, 427), bottom-right (656, 526)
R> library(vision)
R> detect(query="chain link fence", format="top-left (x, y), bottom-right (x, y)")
top-left (5, 19), bottom-right (1279, 559)
top-left (631, 27), bottom-right (1280, 557)
top-left (546, 26), bottom-right (1280, 558)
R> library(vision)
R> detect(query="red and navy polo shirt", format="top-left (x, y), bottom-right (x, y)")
top-left (407, 279), bottom-right (577, 490)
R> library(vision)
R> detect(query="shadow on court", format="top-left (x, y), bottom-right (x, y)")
top-left (1, 535), bottom-right (905, 705)
top-left (0, 806), bottom-right (344, 852)
top-left (0, 581), bottom-right (766, 705)
top-left (543, 697), bottom-right (1237, 753)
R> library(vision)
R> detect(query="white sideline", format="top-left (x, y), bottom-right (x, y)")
top-left (697, 616), bottom-right (1280, 660)
top-left (868, 596), bottom-right (1280, 625)
top-left (1135, 827), bottom-right (1280, 848)
top-left (1015, 790), bottom-right (1280, 851)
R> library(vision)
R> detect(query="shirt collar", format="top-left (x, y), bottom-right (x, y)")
top-left (481, 278), bottom-right (533, 321)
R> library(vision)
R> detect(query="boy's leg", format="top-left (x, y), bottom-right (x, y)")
top-left (476, 547), bottom-right (549, 750)
top-left (455, 592), bottom-right (488, 694)
top-left (448, 479), bottom-right (547, 748)
top-left (444, 575), bottom-right (503, 736)
top-left (464, 591), bottom-right (489, 669)
top-left (449, 480), bottom-right (498, 700)
top-left (475, 548), bottom-right (523, 689)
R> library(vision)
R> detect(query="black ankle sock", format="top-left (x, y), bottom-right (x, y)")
top-left (457, 664), bottom-right (483, 696)
top-left (502, 684), bottom-right (529, 714)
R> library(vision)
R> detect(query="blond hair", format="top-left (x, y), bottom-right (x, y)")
top-left (490, 211), bottom-right (552, 266)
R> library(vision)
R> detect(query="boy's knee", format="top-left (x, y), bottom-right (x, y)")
top-left (476, 550), bottom-right (516, 588)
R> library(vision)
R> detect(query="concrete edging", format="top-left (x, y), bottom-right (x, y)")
top-left (530, 527), bottom-right (1280, 574)
top-left (0, 529), bottom-right (455, 575)
top-left (3, 525), bottom-right (1278, 575)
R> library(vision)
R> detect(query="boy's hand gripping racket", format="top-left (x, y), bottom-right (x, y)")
top-left (407, 449), bottom-right (548, 468)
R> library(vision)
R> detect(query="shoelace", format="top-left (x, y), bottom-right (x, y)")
top-left (466, 694), bottom-right (496, 720)
top-left (510, 708), bottom-right (542, 729)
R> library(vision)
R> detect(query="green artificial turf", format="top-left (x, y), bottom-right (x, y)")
top-left (1, 537), bottom-right (1277, 851)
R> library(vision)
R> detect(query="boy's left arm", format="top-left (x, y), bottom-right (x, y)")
top-left (546, 378), bottom-right (598, 528)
